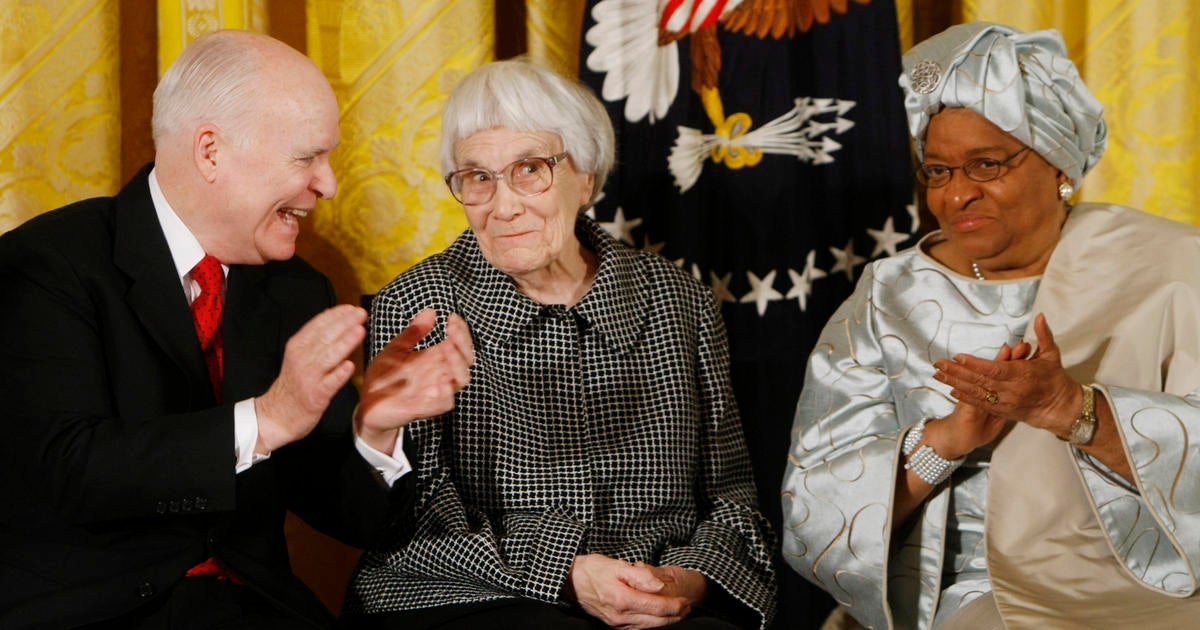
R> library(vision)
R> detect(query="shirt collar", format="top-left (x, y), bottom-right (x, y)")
top-left (454, 216), bottom-right (647, 354)
top-left (148, 168), bottom-right (226, 292)
top-left (572, 217), bottom-right (646, 353)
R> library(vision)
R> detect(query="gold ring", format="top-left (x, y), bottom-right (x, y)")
top-left (985, 391), bottom-right (1000, 405)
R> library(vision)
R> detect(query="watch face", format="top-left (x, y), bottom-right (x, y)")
top-left (1069, 419), bottom-right (1096, 445)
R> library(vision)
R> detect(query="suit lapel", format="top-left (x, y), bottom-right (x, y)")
top-left (111, 167), bottom-right (211, 395)
top-left (222, 264), bottom-right (281, 402)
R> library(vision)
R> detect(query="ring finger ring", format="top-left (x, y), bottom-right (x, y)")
top-left (985, 391), bottom-right (1000, 405)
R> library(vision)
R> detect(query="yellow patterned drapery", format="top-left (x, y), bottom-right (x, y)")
top-left (961, 0), bottom-right (1200, 226)
top-left (5, 3), bottom-right (1197, 241)
top-left (526, 0), bottom-right (585, 76)
top-left (157, 0), bottom-right (269, 74)
top-left (0, 0), bottom-right (121, 234)
top-left (895, 0), bottom-right (914, 53)
top-left (302, 0), bottom-right (491, 304)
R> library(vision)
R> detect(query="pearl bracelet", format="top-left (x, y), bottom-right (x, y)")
top-left (902, 419), bottom-right (964, 485)
top-left (902, 419), bottom-right (927, 456)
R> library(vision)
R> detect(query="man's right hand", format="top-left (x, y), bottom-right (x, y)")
top-left (254, 304), bottom-right (367, 453)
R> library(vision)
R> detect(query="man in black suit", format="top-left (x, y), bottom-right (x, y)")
top-left (0, 30), bottom-right (474, 629)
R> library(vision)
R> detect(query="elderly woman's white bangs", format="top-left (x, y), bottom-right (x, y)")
top-left (442, 64), bottom-right (568, 170)
top-left (440, 59), bottom-right (614, 208)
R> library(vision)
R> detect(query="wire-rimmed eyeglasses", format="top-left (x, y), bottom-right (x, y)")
top-left (916, 146), bottom-right (1031, 188)
top-left (445, 153), bottom-right (569, 205)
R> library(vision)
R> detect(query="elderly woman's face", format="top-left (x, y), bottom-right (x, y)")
top-left (924, 108), bottom-right (1069, 276)
top-left (454, 128), bottom-right (594, 281)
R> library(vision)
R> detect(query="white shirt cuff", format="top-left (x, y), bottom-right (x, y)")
top-left (234, 398), bottom-right (270, 473)
top-left (354, 428), bottom-right (411, 487)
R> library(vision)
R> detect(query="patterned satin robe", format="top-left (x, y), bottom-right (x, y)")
top-left (783, 204), bottom-right (1200, 629)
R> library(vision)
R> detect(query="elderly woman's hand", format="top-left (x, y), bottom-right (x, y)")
top-left (933, 313), bottom-right (1082, 439)
top-left (920, 342), bottom-right (1021, 460)
top-left (634, 562), bottom-right (707, 607)
top-left (566, 554), bottom-right (692, 629)
top-left (893, 343), bottom-right (1018, 524)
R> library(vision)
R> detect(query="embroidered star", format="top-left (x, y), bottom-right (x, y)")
top-left (867, 216), bottom-right (910, 258)
top-left (739, 270), bottom-right (783, 317)
top-left (641, 235), bottom-right (665, 255)
top-left (785, 250), bottom-right (827, 312)
top-left (598, 206), bottom-right (642, 244)
top-left (906, 195), bottom-right (921, 233)
top-left (829, 239), bottom-right (867, 281)
top-left (709, 271), bottom-right (735, 303)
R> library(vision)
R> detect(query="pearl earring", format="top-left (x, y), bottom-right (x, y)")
top-left (1058, 181), bottom-right (1075, 201)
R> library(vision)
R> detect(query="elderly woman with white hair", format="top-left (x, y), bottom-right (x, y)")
top-left (343, 59), bottom-right (777, 630)
top-left (782, 22), bottom-right (1200, 630)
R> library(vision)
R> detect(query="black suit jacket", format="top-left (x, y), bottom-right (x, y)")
top-left (0, 166), bottom-right (408, 629)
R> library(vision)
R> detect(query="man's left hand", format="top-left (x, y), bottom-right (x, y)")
top-left (354, 308), bottom-right (475, 454)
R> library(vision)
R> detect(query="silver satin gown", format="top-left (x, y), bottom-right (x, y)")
top-left (782, 226), bottom-right (1200, 629)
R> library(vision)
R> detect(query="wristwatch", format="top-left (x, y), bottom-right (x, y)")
top-left (1065, 384), bottom-right (1097, 445)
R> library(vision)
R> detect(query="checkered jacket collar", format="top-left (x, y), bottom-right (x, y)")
top-left (452, 215), bottom-right (648, 354)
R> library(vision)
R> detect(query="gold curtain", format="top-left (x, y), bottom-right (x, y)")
top-left (0, 0), bottom-right (121, 233)
top-left (157, 0), bottom-right (269, 74)
top-left (961, 0), bottom-right (1200, 225)
top-left (895, 0), bottom-right (915, 54)
top-left (6, 1), bottom-right (1198, 240)
top-left (302, 0), bottom-right (490, 305)
top-left (526, 0), bottom-right (585, 76)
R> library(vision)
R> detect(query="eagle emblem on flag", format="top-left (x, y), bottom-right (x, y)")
top-left (587, 1), bottom-right (870, 191)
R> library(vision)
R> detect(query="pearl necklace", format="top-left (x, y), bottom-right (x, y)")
top-left (970, 262), bottom-right (986, 281)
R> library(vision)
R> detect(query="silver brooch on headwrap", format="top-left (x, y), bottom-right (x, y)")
top-left (910, 59), bottom-right (942, 94)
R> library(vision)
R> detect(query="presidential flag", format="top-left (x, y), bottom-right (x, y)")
top-left (580, 1), bottom-right (917, 625)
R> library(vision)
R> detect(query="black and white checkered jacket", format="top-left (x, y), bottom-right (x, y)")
top-left (346, 217), bottom-right (777, 628)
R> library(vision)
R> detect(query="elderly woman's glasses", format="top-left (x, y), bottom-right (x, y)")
top-left (445, 153), bottom-right (569, 205)
top-left (916, 146), bottom-right (1031, 188)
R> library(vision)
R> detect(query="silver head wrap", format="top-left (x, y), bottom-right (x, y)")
top-left (899, 22), bottom-right (1107, 187)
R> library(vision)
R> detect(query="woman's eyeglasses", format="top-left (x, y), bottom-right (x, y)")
top-left (445, 153), bottom-right (569, 205)
top-left (916, 146), bottom-right (1031, 188)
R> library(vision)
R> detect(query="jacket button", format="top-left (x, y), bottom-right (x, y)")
top-left (138, 580), bottom-right (155, 598)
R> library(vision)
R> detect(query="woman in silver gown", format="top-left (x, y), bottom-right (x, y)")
top-left (782, 22), bottom-right (1200, 630)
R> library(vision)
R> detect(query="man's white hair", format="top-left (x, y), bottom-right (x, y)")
top-left (151, 30), bottom-right (266, 147)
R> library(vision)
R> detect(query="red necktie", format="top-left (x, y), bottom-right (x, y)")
top-left (190, 255), bottom-right (224, 402)
top-left (185, 255), bottom-right (241, 583)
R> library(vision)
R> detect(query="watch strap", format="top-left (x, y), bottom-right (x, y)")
top-left (1065, 384), bottom-right (1097, 445)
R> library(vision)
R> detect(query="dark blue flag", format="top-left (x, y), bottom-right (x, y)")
top-left (580, 1), bottom-right (916, 625)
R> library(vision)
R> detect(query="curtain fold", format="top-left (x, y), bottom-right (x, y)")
top-left (0, 0), bottom-right (121, 233)
top-left (5, 2), bottom-right (1196, 239)
top-left (526, 0), bottom-right (585, 76)
top-left (896, 0), bottom-right (914, 52)
top-left (302, 0), bottom-right (488, 304)
top-left (157, 0), bottom-right (269, 75)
